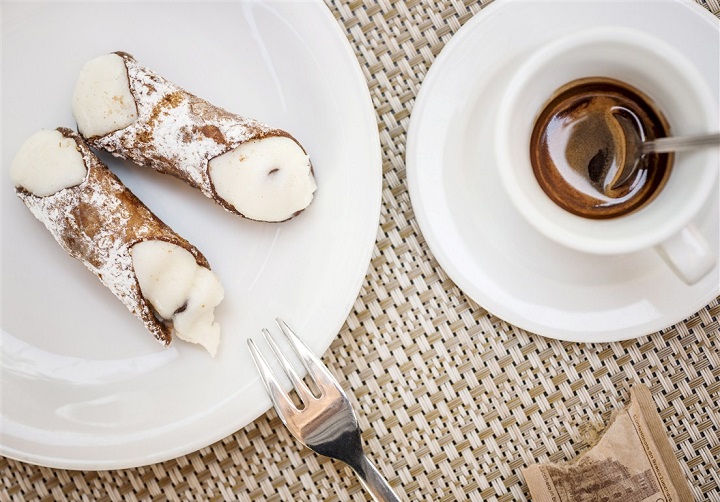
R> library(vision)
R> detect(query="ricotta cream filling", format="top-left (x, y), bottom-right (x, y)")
top-left (209, 136), bottom-right (316, 222)
top-left (10, 129), bottom-right (88, 196)
top-left (131, 240), bottom-right (224, 356)
top-left (72, 53), bottom-right (138, 138)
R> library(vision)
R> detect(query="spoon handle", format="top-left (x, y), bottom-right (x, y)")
top-left (643, 133), bottom-right (720, 154)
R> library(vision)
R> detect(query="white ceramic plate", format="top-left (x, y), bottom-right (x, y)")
top-left (407, 0), bottom-right (719, 343)
top-left (1, 2), bottom-right (381, 469)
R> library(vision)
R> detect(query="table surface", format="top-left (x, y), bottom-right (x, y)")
top-left (3, 1), bottom-right (719, 500)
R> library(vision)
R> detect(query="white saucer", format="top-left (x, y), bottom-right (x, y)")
top-left (406, 0), bottom-right (719, 343)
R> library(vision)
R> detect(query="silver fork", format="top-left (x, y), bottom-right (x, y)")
top-left (247, 318), bottom-right (401, 502)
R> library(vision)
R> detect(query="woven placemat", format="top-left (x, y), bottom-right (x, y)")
top-left (3, 1), bottom-right (719, 501)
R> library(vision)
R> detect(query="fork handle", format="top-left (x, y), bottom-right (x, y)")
top-left (351, 455), bottom-right (401, 502)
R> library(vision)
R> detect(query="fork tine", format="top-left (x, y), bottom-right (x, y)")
top-left (275, 318), bottom-right (343, 393)
top-left (252, 320), bottom-right (400, 501)
top-left (262, 328), bottom-right (317, 404)
top-left (247, 337), bottom-right (298, 415)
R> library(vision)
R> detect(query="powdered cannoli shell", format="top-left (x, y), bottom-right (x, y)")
top-left (73, 52), bottom-right (317, 223)
top-left (13, 127), bottom-right (212, 347)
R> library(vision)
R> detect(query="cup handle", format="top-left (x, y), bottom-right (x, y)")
top-left (654, 225), bottom-right (715, 284)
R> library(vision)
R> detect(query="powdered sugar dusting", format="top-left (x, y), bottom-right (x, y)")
top-left (90, 52), bottom-right (287, 211)
top-left (16, 128), bottom-right (210, 346)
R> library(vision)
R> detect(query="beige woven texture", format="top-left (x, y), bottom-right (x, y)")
top-left (3, 1), bottom-right (720, 501)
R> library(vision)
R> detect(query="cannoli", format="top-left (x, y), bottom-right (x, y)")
top-left (11, 127), bottom-right (224, 355)
top-left (72, 52), bottom-right (317, 223)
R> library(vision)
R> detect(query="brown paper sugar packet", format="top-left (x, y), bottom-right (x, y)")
top-left (522, 385), bottom-right (694, 502)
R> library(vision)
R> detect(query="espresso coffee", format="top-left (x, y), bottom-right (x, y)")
top-left (529, 77), bottom-right (672, 219)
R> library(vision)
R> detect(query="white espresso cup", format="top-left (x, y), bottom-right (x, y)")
top-left (496, 27), bottom-right (718, 284)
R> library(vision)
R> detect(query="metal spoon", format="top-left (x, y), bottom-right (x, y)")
top-left (643, 132), bottom-right (720, 153)
top-left (612, 130), bottom-right (720, 189)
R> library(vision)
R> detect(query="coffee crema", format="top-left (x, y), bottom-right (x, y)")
top-left (529, 77), bottom-right (673, 219)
